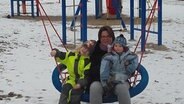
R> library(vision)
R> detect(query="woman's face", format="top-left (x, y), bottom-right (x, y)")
top-left (100, 31), bottom-right (113, 46)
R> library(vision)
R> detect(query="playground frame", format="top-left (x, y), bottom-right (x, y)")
top-left (61, 0), bottom-right (162, 51)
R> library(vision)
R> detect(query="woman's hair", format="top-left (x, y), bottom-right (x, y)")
top-left (98, 26), bottom-right (115, 42)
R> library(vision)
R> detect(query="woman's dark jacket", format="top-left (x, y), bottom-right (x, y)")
top-left (89, 41), bottom-right (108, 84)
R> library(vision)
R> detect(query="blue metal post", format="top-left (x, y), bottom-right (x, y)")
top-left (36, 0), bottom-right (39, 16)
top-left (10, 0), bottom-right (14, 16)
top-left (62, 0), bottom-right (66, 44)
top-left (70, 0), bottom-right (81, 30)
top-left (81, 0), bottom-right (87, 42)
top-left (113, 0), bottom-right (126, 29)
top-left (95, 0), bottom-right (98, 18)
top-left (130, 0), bottom-right (134, 40)
top-left (17, 0), bottom-right (20, 16)
top-left (114, 0), bottom-right (121, 19)
top-left (95, 0), bottom-right (102, 19)
top-left (31, 0), bottom-right (34, 17)
top-left (141, 0), bottom-right (146, 51)
top-left (158, 0), bottom-right (162, 45)
top-left (120, 18), bottom-right (127, 29)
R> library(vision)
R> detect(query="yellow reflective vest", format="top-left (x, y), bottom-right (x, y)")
top-left (55, 50), bottom-right (91, 87)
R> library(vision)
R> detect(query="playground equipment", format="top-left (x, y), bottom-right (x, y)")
top-left (130, 0), bottom-right (162, 51)
top-left (33, 0), bottom-right (163, 103)
top-left (96, 0), bottom-right (127, 30)
top-left (61, 0), bottom-right (126, 44)
top-left (52, 64), bottom-right (149, 103)
top-left (10, 0), bottom-right (39, 17)
top-left (61, 0), bottom-right (88, 44)
top-left (95, 0), bottom-right (122, 19)
top-left (61, 0), bottom-right (162, 52)
top-left (35, 0), bottom-right (160, 103)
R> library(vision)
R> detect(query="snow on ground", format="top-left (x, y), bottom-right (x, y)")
top-left (0, 0), bottom-right (184, 104)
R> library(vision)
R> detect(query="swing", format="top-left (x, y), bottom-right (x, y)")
top-left (52, 64), bottom-right (148, 103)
top-left (36, 0), bottom-right (160, 103)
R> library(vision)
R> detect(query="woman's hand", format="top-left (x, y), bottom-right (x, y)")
top-left (73, 84), bottom-right (81, 89)
top-left (50, 50), bottom-right (57, 57)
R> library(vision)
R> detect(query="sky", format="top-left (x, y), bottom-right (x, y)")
top-left (0, 0), bottom-right (184, 104)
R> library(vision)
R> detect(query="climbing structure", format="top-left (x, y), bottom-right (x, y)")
top-left (61, 0), bottom-right (162, 50)
top-left (130, 0), bottom-right (162, 51)
top-left (61, 0), bottom-right (87, 44)
top-left (96, 0), bottom-right (127, 30)
top-left (61, 0), bottom-right (126, 44)
top-left (10, 0), bottom-right (39, 17)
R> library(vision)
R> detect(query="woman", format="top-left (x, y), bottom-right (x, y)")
top-left (89, 25), bottom-right (115, 104)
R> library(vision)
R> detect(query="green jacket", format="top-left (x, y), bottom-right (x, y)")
top-left (54, 49), bottom-right (91, 88)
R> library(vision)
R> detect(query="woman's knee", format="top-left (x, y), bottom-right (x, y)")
top-left (90, 81), bottom-right (103, 93)
top-left (89, 81), bottom-right (103, 104)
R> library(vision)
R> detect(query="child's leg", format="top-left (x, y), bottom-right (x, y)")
top-left (70, 89), bottom-right (84, 104)
top-left (58, 83), bottom-right (73, 104)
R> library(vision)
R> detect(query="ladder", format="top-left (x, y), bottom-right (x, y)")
top-left (61, 0), bottom-right (87, 44)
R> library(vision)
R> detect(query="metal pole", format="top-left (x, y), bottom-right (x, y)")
top-left (158, 0), bottom-right (162, 45)
top-left (31, 0), bottom-right (34, 17)
top-left (95, 0), bottom-right (102, 19)
top-left (130, 0), bottom-right (134, 40)
top-left (141, 0), bottom-right (146, 51)
top-left (81, 0), bottom-right (87, 42)
top-left (10, 0), bottom-right (14, 16)
top-left (70, 0), bottom-right (81, 30)
top-left (17, 0), bottom-right (20, 16)
top-left (62, 0), bottom-right (66, 44)
top-left (73, 0), bottom-right (76, 46)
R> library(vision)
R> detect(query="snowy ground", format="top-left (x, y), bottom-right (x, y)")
top-left (0, 0), bottom-right (184, 104)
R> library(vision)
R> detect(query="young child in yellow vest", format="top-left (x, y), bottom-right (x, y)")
top-left (50, 40), bottom-right (96, 104)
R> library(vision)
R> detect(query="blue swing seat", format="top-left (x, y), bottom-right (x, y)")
top-left (52, 64), bottom-right (149, 103)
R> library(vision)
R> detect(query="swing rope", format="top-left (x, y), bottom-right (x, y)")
top-left (36, 0), bottom-right (68, 82)
top-left (131, 0), bottom-right (158, 86)
top-left (36, 0), bottom-right (68, 51)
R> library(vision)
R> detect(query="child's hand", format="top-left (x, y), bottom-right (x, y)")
top-left (50, 50), bottom-right (57, 57)
top-left (107, 44), bottom-right (112, 52)
top-left (73, 84), bottom-right (81, 89)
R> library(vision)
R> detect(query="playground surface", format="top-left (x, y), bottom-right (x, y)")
top-left (1, 0), bottom-right (184, 104)
top-left (7, 13), bottom-right (138, 26)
